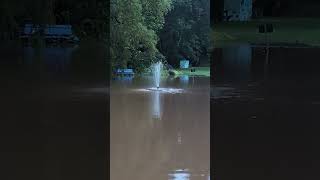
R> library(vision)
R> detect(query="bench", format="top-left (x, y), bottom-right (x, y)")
top-left (115, 69), bottom-right (134, 76)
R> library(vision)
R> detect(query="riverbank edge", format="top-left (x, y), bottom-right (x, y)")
top-left (169, 67), bottom-right (210, 77)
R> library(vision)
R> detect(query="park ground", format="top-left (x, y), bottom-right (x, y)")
top-left (212, 18), bottom-right (320, 47)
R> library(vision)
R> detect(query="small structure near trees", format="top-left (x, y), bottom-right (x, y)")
top-left (20, 24), bottom-right (79, 44)
top-left (224, 0), bottom-right (252, 21)
top-left (180, 59), bottom-right (190, 69)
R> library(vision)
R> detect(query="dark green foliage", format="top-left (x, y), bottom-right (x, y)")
top-left (0, 0), bottom-right (210, 73)
top-left (159, 0), bottom-right (211, 67)
top-left (110, 0), bottom-right (172, 73)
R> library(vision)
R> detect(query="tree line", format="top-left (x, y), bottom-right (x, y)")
top-left (111, 0), bottom-right (210, 72)
top-left (1, 0), bottom-right (210, 72)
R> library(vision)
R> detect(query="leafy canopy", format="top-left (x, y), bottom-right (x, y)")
top-left (110, 0), bottom-right (172, 73)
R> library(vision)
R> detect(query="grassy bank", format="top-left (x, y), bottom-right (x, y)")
top-left (170, 67), bottom-right (210, 77)
top-left (213, 18), bottom-right (320, 47)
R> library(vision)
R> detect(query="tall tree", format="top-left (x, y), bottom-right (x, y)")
top-left (110, 0), bottom-right (172, 72)
top-left (159, 0), bottom-right (210, 67)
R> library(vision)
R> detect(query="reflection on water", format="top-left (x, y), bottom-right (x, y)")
top-left (111, 76), bottom-right (210, 180)
top-left (144, 88), bottom-right (184, 94)
top-left (213, 43), bottom-right (252, 82)
top-left (168, 169), bottom-right (190, 180)
top-left (152, 91), bottom-right (161, 120)
top-left (114, 76), bottom-right (134, 83)
top-left (168, 169), bottom-right (210, 180)
top-left (222, 43), bottom-right (252, 81)
top-left (180, 75), bottom-right (189, 85)
top-left (23, 46), bottom-right (77, 70)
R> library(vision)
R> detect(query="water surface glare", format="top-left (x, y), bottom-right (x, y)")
top-left (141, 87), bottom-right (184, 94)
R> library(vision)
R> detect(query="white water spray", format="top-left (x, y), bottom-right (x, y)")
top-left (153, 61), bottom-right (162, 88)
top-left (144, 61), bottom-right (183, 93)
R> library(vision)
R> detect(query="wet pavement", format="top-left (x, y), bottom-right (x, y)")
top-left (212, 44), bottom-right (320, 180)
top-left (111, 76), bottom-right (210, 180)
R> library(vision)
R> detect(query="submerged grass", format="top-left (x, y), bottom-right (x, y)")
top-left (213, 18), bottom-right (320, 47)
top-left (140, 67), bottom-right (210, 77)
top-left (171, 67), bottom-right (210, 77)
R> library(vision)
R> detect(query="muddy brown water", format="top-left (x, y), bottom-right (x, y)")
top-left (111, 76), bottom-right (210, 180)
top-left (0, 41), bottom-right (210, 179)
top-left (212, 44), bottom-right (320, 180)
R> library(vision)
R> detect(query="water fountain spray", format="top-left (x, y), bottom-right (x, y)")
top-left (153, 61), bottom-right (162, 89)
top-left (144, 61), bottom-right (183, 94)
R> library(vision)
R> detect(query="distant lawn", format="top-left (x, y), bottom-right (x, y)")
top-left (212, 18), bottom-right (320, 47)
top-left (171, 67), bottom-right (210, 77)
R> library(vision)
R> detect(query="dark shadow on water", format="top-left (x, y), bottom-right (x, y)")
top-left (0, 40), bottom-right (108, 180)
top-left (212, 44), bottom-right (320, 180)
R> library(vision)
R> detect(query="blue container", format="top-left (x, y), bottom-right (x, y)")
top-left (180, 60), bottom-right (189, 69)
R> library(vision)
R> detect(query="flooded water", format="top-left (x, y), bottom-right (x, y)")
top-left (111, 76), bottom-right (210, 180)
top-left (0, 40), bottom-right (108, 180)
top-left (212, 43), bottom-right (320, 180)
